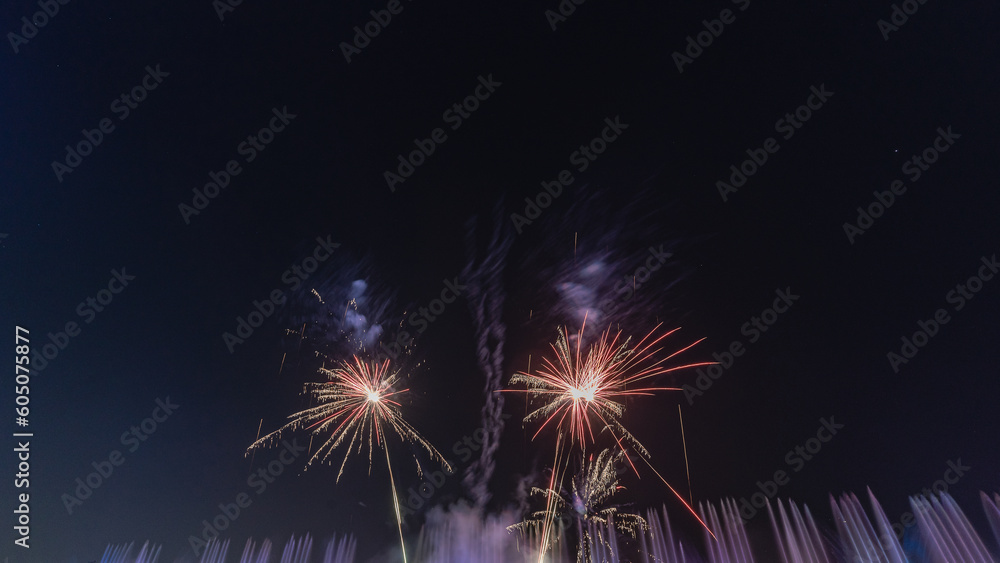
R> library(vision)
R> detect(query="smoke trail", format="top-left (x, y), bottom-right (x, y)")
top-left (519, 182), bottom-right (689, 339)
top-left (461, 202), bottom-right (513, 507)
top-left (415, 503), bottom-right (527, 563)
top-left (280, 258), bottom-right (396, 361)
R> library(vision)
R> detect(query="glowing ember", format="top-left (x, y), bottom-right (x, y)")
top-left (569, 386), bottom-right (596, 403)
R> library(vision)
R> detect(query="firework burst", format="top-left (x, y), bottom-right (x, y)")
top-left (507, 320), bottom-right (711, 456)
top-left (507, 320), bottom-right (717, 551)
top-left (247, 355), bottom-right (450, 563)
top-left (248, 355), bottom-right (450, 478)
top-left (511, 448), bottom-right (647, 562)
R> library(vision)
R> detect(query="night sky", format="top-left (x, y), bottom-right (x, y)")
top-left (2, 1), bottom-right (999, 562)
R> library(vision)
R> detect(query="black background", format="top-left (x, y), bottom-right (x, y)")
top-left (2, 0), bottom-right (998, 561)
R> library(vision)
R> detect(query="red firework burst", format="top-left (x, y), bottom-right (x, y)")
top-left (506, 319), bottom-right (718, 544)
top-left (508, 320), bottom-right (711, 453)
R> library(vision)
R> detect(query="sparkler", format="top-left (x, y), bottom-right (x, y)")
top-left (247, 355), bottom-right (451, 563)
top-left (505, 319), bottom-right (717, 552)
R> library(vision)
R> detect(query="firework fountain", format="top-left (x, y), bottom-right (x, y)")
top-left (92, 198), bottom-right (998, 563)
top-left (92, 491), bottom-right (1000, 562)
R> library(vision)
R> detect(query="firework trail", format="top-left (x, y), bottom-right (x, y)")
top-left (98, 541), bottom-right (161, 563)
top-left (176, 535), bottom-right (355, 563)
top-left (461, 203), bottom-right (514, 507)
top-left (986, 492), bottom-right (1000, 550)
top-left (238, 538), bottom-right (273, 563)
top-left (277, 534), bottom-right (312, 563)
top-left (700, 499), bottom-right (754, 563)
top-left (93, 490), bottom-right (1000, 562)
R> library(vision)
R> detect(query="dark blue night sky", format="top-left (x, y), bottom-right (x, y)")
top-left (1, 1), bottom-right (999, 562)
